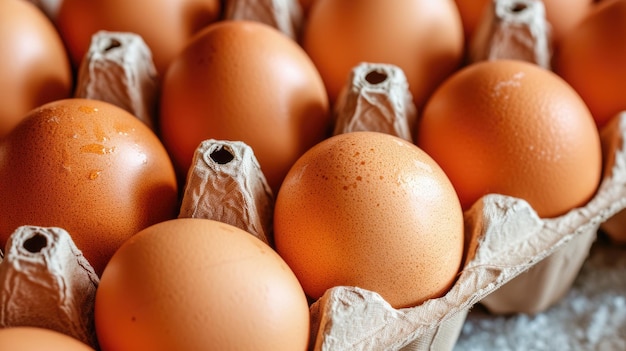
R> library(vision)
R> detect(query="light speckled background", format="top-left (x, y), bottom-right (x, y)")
top-left (454, 234), bottom-right (626, 351)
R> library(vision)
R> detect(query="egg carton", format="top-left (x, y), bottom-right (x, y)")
top-left (74, 28), bottom-right (626, 350)
top-left (2, 135), bottom-right (619, 351)
top-left (14, 1), bottom-right (625, 350)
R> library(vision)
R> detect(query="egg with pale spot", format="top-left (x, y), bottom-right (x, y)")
top-left (273, 131), bottom-right (464, 308)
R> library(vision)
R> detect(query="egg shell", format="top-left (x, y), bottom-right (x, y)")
top-left (302, 0), bottom-right (464, 109)
top-left (0, 327), bottom-right (95, 350)
top-left (274, 131), bottom-right (465, 308)
top-left (95, 218), bottom-right (310, 351)
top-left (0, 0), bottom-right (73, 139)
top-left (417, 59), bottom-right (602, 218)
top-left (554, 0), bottom-right (626, 128)
top-left (56, 0), bottom-right (221, 76)
top-left (159, 20), bottom-right (331, 193)
top-left (0, 98), bottom-right (179, 275)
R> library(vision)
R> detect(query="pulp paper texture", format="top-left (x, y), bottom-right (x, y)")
top-left (333, 62), bottom-right (417, 142)
top-left (223, 0), bottom-right (303, 40)
top-left (0, 226), bottom-right (100, 349)
top-left (309, 112), bottom-right (626, 350)
top-left (469, 0), bottom-right (552, 69)
top-left (75, 30), bottom-right (159, 129)
top-left (179, 139), bottom-right (275, 246)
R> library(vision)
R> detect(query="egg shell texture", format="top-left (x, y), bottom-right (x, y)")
top-left (0, 327), bottom-right (95, 350)
top-left (554, 0), bottom-right (626, 128)
top-left (274, 131), bottom-right (464, 308)
top-left (0, 98), bottom-right (179, 275)
top-left (95, 218), bottom-right (310, 351)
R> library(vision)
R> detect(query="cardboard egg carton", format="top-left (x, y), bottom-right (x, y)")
top-left (14, 1), bottom-right (625, 350)
top-left (0, 226), bottom-right (99, 349)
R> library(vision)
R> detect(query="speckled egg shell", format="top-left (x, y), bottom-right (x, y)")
top-left (274, 131), bottom-right (465, 308)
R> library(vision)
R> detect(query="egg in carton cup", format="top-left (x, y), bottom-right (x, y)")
top-left (301, 1), bottom-right (617, 348)
top-left (463, 0), bottom-right (592, 315)
top-left (303, 56), bottom-right (626, 350)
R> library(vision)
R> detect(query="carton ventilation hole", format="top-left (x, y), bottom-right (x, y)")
top-left (365, 70), bottom-right (388, 85)
top-left (509, 2), bottom-right (528, 13)
top-left (23, 233), bottom-right (48, 253)
top-left (210, 146), bottom-right (235, 164)
top-left (104, 39), bottom-right (122, 52)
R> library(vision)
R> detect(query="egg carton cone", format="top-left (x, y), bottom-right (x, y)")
top-left (0, 225), bottom-right (100, 349)
top-left (179, 139), bottom-right (275, 246)
top-left (469, 0), bottom-right (552, 69)
top-left (308, 111), bottom-right (626, 350)
top-left (333, 62), bottom-right (417, 142)
top-left (223, 0), bottom-right (304, 40)
top-left (75, 30), bottom-right (160, 130)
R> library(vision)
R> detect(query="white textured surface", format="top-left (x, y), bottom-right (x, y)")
top-left (454, 235), bottom-right (626, 351)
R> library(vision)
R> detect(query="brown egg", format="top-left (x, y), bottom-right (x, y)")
top-left (301, 0), bottom-right (464, 109)
top-left (273, 131), bottom-right (465, 308)
top-left (417, 60), bottom-right (601, 217)
top-left (0, 327), bottom-right (95, 350)
top-left (554, 0), bottom-right (626, 128)
top-left (543, 0), bottom-right (593, 44)
top-left (159, 20), bottom-right (331, 193)
top-left (56, 0), bottom-right (221, 76)
top-left (95, 218), bottom-right (310, 351)
top-left (0, 98), bottom-right (179, 275)
top-left (0, 0), bottom-right (73, 139)
top-left (299, 0), bottom-right (317, 15)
